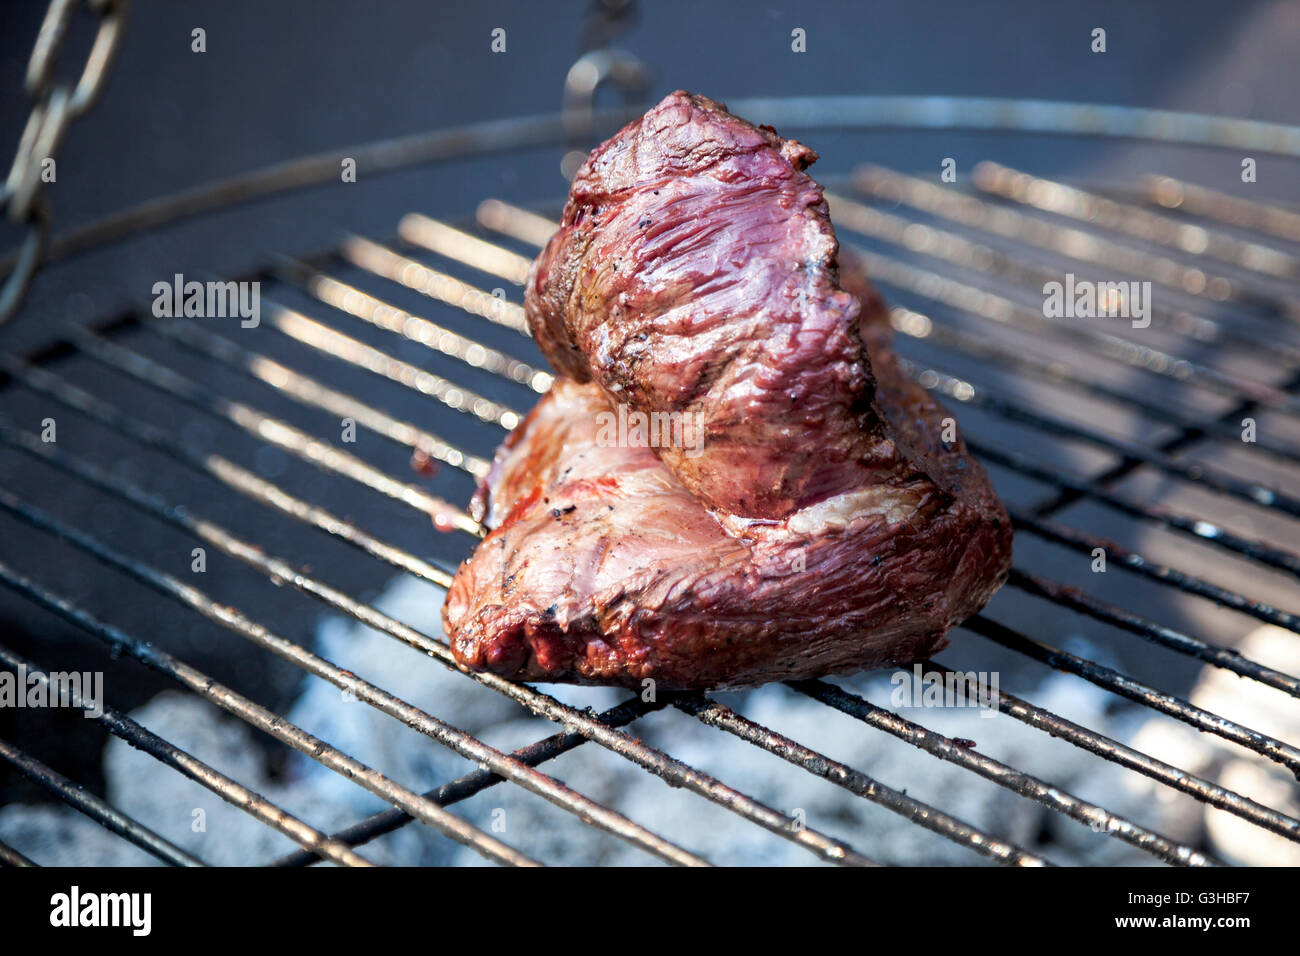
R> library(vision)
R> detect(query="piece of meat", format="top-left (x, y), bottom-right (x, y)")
top-left (443, 93), bottom-right (1012, 689)
top-left (444, 262), bottom-right (1011, 689)
top-left (526, 90), bottom-right (912, 519)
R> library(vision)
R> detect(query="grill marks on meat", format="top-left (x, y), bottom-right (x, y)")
top-left (526, 90), bottom-right (912, 519)
top-left (443, 92), bottom-right (1012, 689)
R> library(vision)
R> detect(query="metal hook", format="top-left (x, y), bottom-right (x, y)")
top-left (560, 0), bottom-right (649, 181)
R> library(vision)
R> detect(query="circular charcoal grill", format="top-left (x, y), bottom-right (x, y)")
top-left (2, 5), bottom-right (1300, 868)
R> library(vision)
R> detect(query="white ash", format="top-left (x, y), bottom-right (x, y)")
top-left (1110, 624), bottom-right (1300, 868)
top-left (3, 576), bottom-right (1295, 866)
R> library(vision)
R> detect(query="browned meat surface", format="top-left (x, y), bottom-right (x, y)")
top-left (443, 92), bottom-right (1012, 689)
top-left (526, 90), bottom-right (912, 519)
top-left (444, 262), bottom-right (1011, 689)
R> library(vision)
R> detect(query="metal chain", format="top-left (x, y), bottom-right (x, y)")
top-left (0, 0), bottom-right (127, 325)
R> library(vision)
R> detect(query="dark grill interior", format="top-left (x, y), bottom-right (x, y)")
top-left (1, 147), bottom-right (1299, 865)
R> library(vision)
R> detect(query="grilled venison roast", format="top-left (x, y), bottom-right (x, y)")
top-left (526, 91), bottom-right (909, 519)
top-left (443, 91), bottom-right (1011, 689)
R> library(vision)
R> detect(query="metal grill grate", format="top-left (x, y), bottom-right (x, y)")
top-left (2, 154), bottom-right (1299, 867)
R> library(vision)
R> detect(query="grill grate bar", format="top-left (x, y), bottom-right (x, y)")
top-left (146, 308), bottom-right (502, 472)
top-left (185, 300), bottom-right (519, 435)
top-left (967, 438), bottom-right (1300, 581)
top-left (263, 261), bottom-right (557, 418)
top-left (670, 696), bottom-right (1051, 866)
top-left (0, 479), bottom-right (709, 867)
top-left (142, 308), bottom-right (504, 472)
top-left (270, 696), bottom-right (662, 867)
top-left (676, 691), bottom-right (1211, 866)
top-left (776, 682), bottom-right (1219, 865)
top-left (465, 200), bottom-right (1300, 413)
top-left (3, 370), bottom-right (1236, 863)
top-left (2, 420), bottom-right (883, 867)
top-left (339, 224), bottom-right (1300, 633)
top-left (476, 199), bottom-right (565, 248)
top-left (889, 308), bottom-right (1300, 468)
top-left (825, 190), bottom-right (1300, 369)
top-left (62, 322), bottom-right (487, 534)
top-left (1141, 175), bottom-right (1300, 246)
top-left (966, 615), bottom-right (1300, 776)
top-left (1027, 362), bottom-right (1299, 530)
top-left (272, 254), bottom-right (552, 392)
top-left (864, 249), bottom-right (1300, 417)
top-left (0, 730), bottom-right (207, 867)
top-left (0, 838), bottom-right (36, 868)
top-left (4, 169), bottom-right (1297, 866)
top-left (0, 516), bottom-right (540, 868)
top-left (0, 619), bottom-right (375, 867)
top-left (464, 202), bottom-right (1300, 534)
top-left (339, 237), bottom-right (533, 336)
top-left (0, 356), bottom-right (454, 586)
top-left (901, 356), bottom-right (1299, 518)
top-left (398, 214), bottom-right (533, 285)
top-left (799, 667), bottom-right (1300, 847)
top-left (974, 162), bottom-right (1300, 281)
top-left (1007, 568), bottom-right (1300, 694)
top-left (853, 166), bottom-right (1287, 313)
top-left (0, 425), bottom-right (880, 866)
top-left (1011, 508), bottom-right (1299, 633)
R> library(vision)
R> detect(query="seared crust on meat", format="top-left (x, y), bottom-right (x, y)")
top-left (444, 264), bottom-right (1011, 689)
top-left (526, 90), bottom-right (912, 519)
top-left (444, 92), bottom-right (1012, 689)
